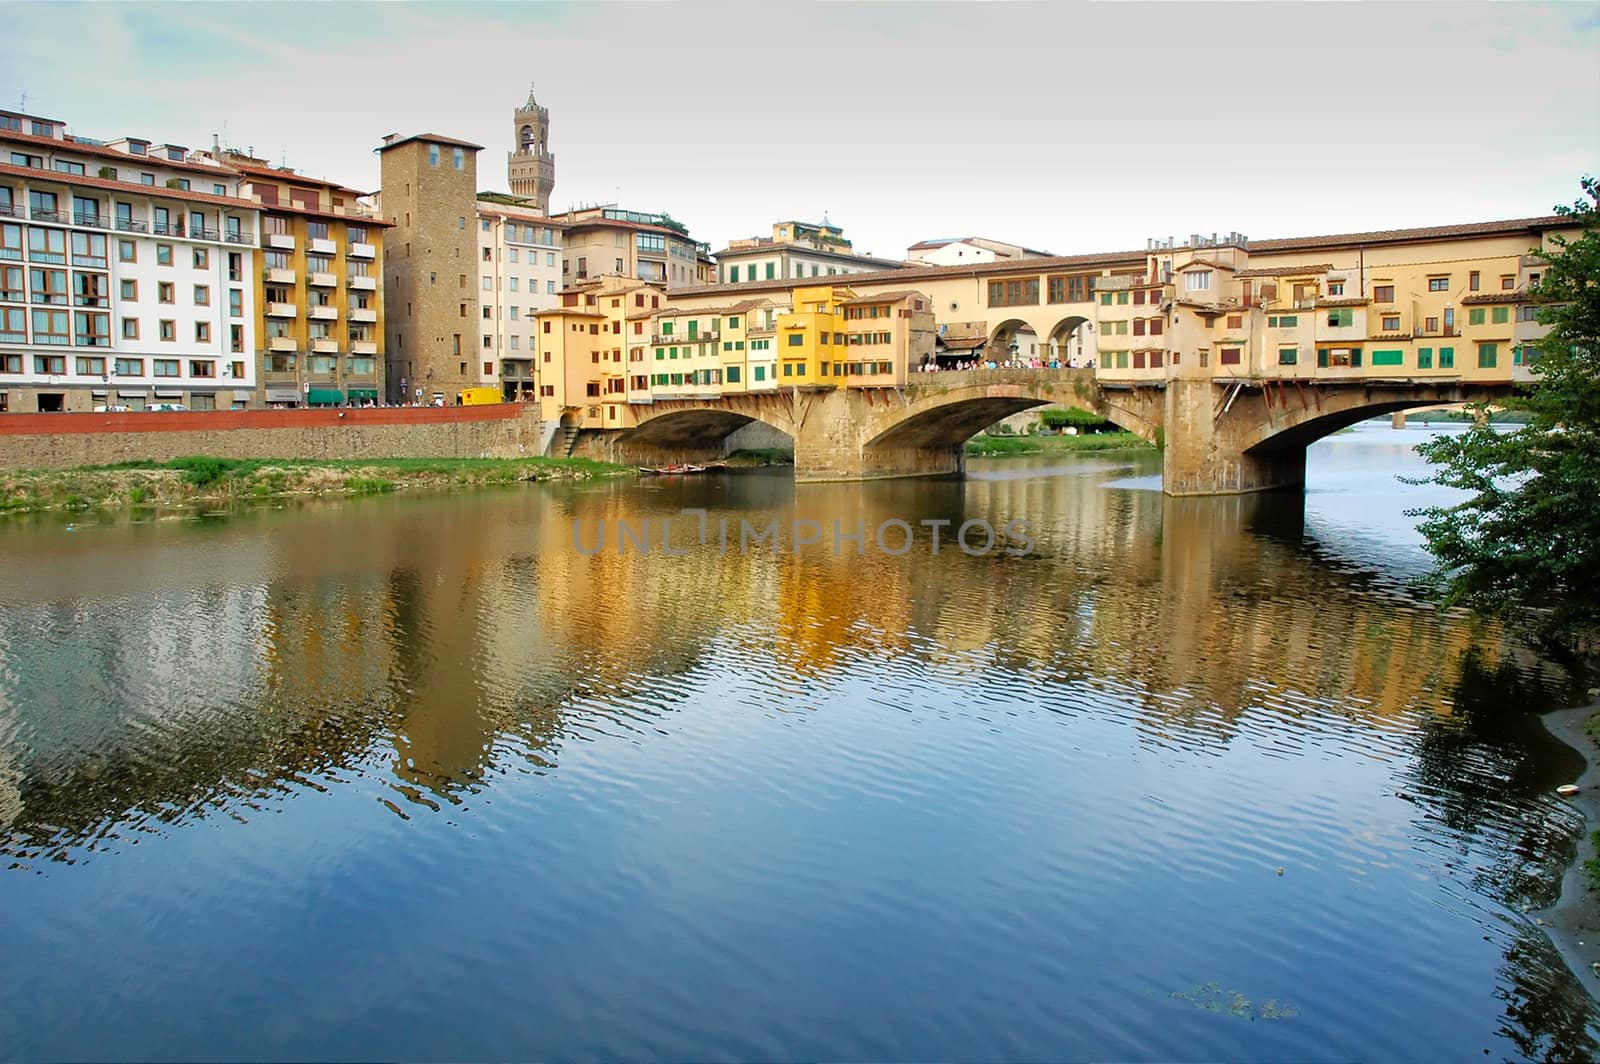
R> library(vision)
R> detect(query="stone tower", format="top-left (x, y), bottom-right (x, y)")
top-left (508, 84), bottom-right (555, 211)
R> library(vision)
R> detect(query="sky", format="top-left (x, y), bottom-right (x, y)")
top-left (5, 1), bottom-right (1598, 260)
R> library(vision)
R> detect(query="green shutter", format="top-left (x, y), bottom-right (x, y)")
top-left (1371, 349), bottom-right (1404, 367)
top-left (1278, 347), bottom-right (1298, 365)
top-left (1469, 308), bottom-right (1485, 325)
top-left (1317, 348), bottom-right (1329, 368)
top-left (1478, 343), bottom-right (1497, 368)
top-left (1418, 347), bottom-right (1433, 368)
top-left (1439, 346), bottom-right (1455, 368)
top-left (1492, 306), bottom-right (1509, 324)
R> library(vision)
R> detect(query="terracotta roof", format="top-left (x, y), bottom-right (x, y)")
top-left (1176, 259), bottom-right (1236, 272)
top-left (375, 133), bottom-right (486, 154)
top-left (1234, 263), bottom-right (1334, 278)
top-left (0, 160), bottom-right (256, 211)
top-left (713, 242), bottom-right (905, 268)
top-left (1316, 296), bottom-right (1370, 307)
top-left (1250, 215), bottom-right (1568, 253)
top-left (842, 289), bottom-right (928, 306)
top-left (230, 162), bottom-right (369, 199)
top-left (1, 129), bottom-right (239, 177)
top-left (936, 336), bottom-right (987, 351)
top-left (264, 201), bottom-right (392, 228)
top-left (1460, 292), bottom-right (1528, 305)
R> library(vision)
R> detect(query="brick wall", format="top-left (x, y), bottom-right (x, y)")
top-left (0, 404), bottom-right (546, 470)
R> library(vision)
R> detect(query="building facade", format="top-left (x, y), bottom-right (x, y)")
top-left (475, 194), bottom-right (562, 399)
top-left (203, 152), bottom-right (387, 407)
top-left (715, 219), bottom-right (905, 285)
top-left (1, 109), bottom-right (262, 412)
top-left (507, 86), bottom-right (555, 212)
top-left (551, 206), bottom-right (708, 290)
top-left (378, 132), bottom-right (485, 404)
top-left (534, 274), bottom-right (664, 431)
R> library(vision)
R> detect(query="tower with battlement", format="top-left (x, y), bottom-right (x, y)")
top-left (508, 85), bottom-right (555, 211)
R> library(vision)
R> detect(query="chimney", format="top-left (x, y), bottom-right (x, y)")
top-left (212, 132), bottom-right (220, 154)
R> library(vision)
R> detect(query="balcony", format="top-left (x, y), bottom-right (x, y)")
top-left (190, 226), bottom-right (220, 242)
top-left (115, 217), bottom-right (150, 234)
top-left (309, 305), bottom-right (338, 321)
top-left (1413, 324), bottom-right (1461, 339)
top-left (264, 267), bottom-right (295, 284)
top-left (266, 233), bottom-right (296, 251)
top-left (224, 230), bottom-right (253, 246)
top-left (652, 330), bottom-right (718, 345)
top-left (308, 237), bottom-right (336, 256)
top-left (348, 275), bottom-right (377, 291)
top-left (349, 307), bottom-right (377, 323)
top-left (350, 340), bottom-right (378, 356)
top-left (152, 222), bottom-right (184, 237)
top-left (30, 208), bottom-right (69, 224)
top-left (268, 336), bottom-right (298, 353)
top-left (308, 272), bottom-right (336, 287)
top-left (0, 203), bottom-right (23, 219)
top-left (348, 242), bottom-right (376, 260)
top-left (311, 338), bottom-right (339, 354)
top-left (266, 301), bottom-right (298, 318)
top-left (72, 212), bottom-right (108, 229)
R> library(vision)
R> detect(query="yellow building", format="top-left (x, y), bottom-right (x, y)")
top-left (215, 152), bottom-right (386, 407)
top-left (535, 275), bottom-right (662, 431)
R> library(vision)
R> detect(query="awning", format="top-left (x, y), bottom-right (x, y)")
top-left (155, 389), bottom-right (183, 398)
top-left (307, 387), bottom-right (344, 405)
top-left (265, 386), bottom-right (299, 403)
top-left (118, 390), bottom-right (146, 398)
top-left (347, 388), bottom-right (378, 401)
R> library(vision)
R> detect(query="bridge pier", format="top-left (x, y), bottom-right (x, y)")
top-left (795, 439), bottom-right (965, 482)
top-left (1161, 379), bottom-right (1307, 496)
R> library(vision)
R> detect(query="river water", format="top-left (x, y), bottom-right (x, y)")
top-left (1, 421), bottom-right (1596, 1061)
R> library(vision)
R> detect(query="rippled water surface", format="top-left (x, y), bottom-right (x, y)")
top-left (1, 421), bottom-right (1596, 1061)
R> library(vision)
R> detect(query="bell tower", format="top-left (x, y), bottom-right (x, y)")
top-left (508, 84), bottom-right (555, 211)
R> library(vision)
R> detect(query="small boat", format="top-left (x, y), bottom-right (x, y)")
top-left (639, 463), bottom-right (708, 475)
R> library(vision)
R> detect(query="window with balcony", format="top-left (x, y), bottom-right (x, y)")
top-left (72, 195), bottom-right (99, 224)
top-left (305, 254), bottom-right (331, 274)
top-left (307, 221), bottom-right (329, 240)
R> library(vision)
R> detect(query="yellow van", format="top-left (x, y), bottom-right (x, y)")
top-left (459, 387), bottom-right (503, 406)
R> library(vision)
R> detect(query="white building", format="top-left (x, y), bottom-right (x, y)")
top-left (1, 110), bottom-right (259, 412)
top-left (715, 219), bottom-right (904, 285)
top-left (476, 194), bottom-right (562, 399)
top-left (905, 236), bottom-right (1052, 267)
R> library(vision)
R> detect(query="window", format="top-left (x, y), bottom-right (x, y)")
top-left (1267, 315), bottom-right (1298, 327)
top-left (230, 326), bottom-right (244, 354)
top-left (73, 313), bottom-right (109, 348)
top-left (1373, 284), bottom-right (1394, 303)
top-left (193, 284), bottom-right (210, 306)
top-left (1371, 349), bottom-right (1404, 367)
top-left (156, 244), bottom-right (172, 266)
top-left (0, 308), bottom-right (21, 344)
top-left (153, 358), bottom-right (179, 377)
top-left (72, 273), bottom-right (107, 308)
top-left (119, 279), bottom-right (137, 301)
top-left (159, 319), bottom-right (175, 341)
top-left (1186, 270), bottom-right (1211, 291)
top-left (1491, 306), bottom-right (1509, 324)
top-left (31, 309), bottom-right (69, 345)
top-left (29, 268), bottom-right (66, 304)
top-left (1439, 346), bottom-right (1455, 368)
top-left (1468, 308), bottom-right (1486, 325)
top-left (987, 279), bottom-right (1040, 306)
top-left (1327, 308), bottom-right (1353, 328)
top-left (428, 144), bottom-right (440, 167)
top-left (70, 232), bottom-right (107, 267)
top-left (193, 248), bottom-right (209, 269)
top-left (1278, 347), bottom-right (1298, 365)
top-left (788, 333), bottom-right (803, 346)
top-left (1418, 347), bottom-right (1433, 368)
top-left (33, 353), bottom-right (66, 373)
top-left (1381, 315), bottom-right (1400, 331)
top-left (453, 147), bottom-right (465, 170)
top-left (115, 357), bottom-right (143, 376)
top-left (1226, 314), bottom-right (1242, 330)
top-left (1477, 342), bottom-right (1497, 368)
top-left (194, 322), bottom-right (210, 343)
top-left (229, 288), bottom-right (242, 318)
top-left (1501, 275), bottom-right (1515, 291)
top-left (28, 228), bottom-right (65, 263)
top-left (0, 265), bottom-right (20, 302)
top-left (158, 281), bottom-right (174, 304)
top-left (1428, 277), bottom-right (1449, 292)
top-left (1469, 271), bottom-right (1480, 291)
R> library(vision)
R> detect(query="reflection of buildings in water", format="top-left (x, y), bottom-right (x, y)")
top-left (0, 701), bottom-right (20, 828)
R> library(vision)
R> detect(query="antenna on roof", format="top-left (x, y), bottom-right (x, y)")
top-left (16, 91), bottom-right (27, 111)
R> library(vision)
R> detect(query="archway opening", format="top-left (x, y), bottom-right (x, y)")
top-left (1047, 315), bottom-right (1092, 367)
top-left (617, 408), bottom-right (796, 467)
top-left (987, 318), bottom-right (1040, 366)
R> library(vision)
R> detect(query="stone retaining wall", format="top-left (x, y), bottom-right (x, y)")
top-left (0, 405), bottom-right (545, 470)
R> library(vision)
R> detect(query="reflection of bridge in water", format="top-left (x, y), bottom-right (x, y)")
top-left (597, 367), bottom-right (1513, 494)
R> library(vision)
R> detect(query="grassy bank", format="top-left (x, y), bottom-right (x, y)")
top-left (965, 431), bottom-right (1154, 457)
top-left (0, 455), bottom-right (630, 515)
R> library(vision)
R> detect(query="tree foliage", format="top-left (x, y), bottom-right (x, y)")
top-left (1410, 176), bottom-right (1600, 650)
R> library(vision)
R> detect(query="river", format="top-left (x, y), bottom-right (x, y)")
top-left (0, 420), bottom-right (1595, 1061)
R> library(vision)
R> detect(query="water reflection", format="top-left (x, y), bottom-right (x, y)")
top-left (0, 428), bottom-right (1594, 1060)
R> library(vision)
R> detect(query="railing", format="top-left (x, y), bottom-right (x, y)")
top-left (115, 218), bottom-right (149, 234)
top-left (72, 212), bottom-right (108, 229)
top-left (652, 330), bottom-right (719, 345)
top-left (1414, 325), bottom-right (1461, 338)
top-left (0, 203), bottom-right (24, 219)
top-left (191, 226), bottom-right (220, 241)
top-left (152, 222), bottom-right (183, 236)
top-left (224, 230), bottom-right (253, 245)
top-left (30, 208), bottom-right (69, 224)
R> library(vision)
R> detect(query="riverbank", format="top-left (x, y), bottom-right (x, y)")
top-left (0, 455), bottom-right (631, 514)
top-left (965, 431), bottom-right (1154, 457)
top-left (1538, 700), bottom-right (1600, 1001)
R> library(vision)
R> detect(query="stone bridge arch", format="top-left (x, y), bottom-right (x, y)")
top-left (602, 394), bottom-right (801, 465)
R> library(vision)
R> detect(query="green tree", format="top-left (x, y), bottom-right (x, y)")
top-left (1409, 176), bottom-right (1600, 650)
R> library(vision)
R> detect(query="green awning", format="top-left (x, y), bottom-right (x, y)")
top-left (347, 388), bottom-right (379, 401)
top-left (307, 388), bottom-right (344, 405)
